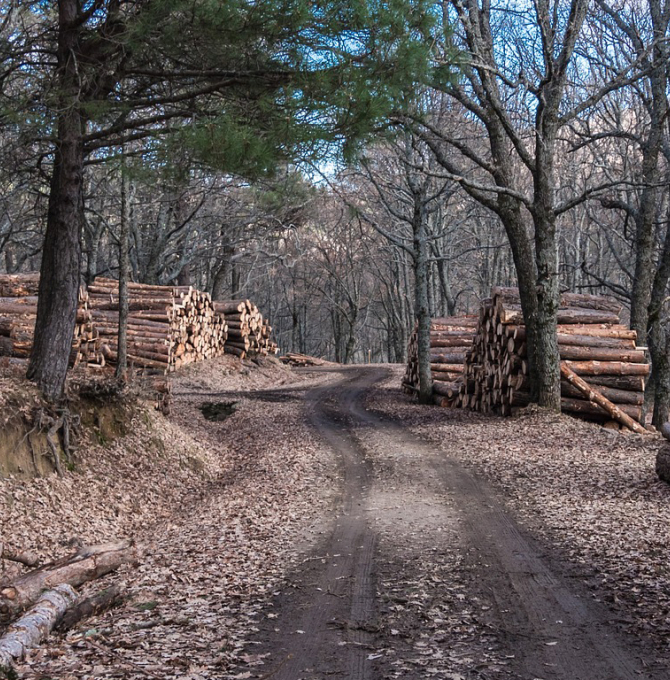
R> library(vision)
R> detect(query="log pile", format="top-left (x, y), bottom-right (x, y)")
top-left (457, 287), bottom-right (650, 427)
top-left (213, 300), bottom-right (278, 359)
top-left (280, 352), bottom-right (335, 367)
top-left (88, 277), bottom-right (228, 372)
top-left (0, 274), bottom-right (102, 368)
top-left (0, 273), bottom-right (279, 375)
top-left (402, 316), bottom-right (478, 404)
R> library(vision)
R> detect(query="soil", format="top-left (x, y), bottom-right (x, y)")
top-left (3, 362), bottom-right (670, 680)
top-left (250, 366), bottom-right (667, 680)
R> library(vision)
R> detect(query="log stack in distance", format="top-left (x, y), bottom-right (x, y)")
top-left (88, 277), bottom-right (228, 372)
top-left (402, 315), bottom-right (479, 405)
top-left (456, 287), bottom-right (649, 427)
top-left (0, 273), bottom-right (102, 369)
top-left (213, 300), bottom-right (279, 360)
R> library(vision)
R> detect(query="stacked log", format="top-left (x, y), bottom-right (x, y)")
top-left (213, 300), bottom-right (278, 359)
top-left (0, 274), bottom-right (279, 374)
top-left (0, 273), bottom-right (40, 297)
top-left (0, 275), bottom-right (102, 368)
top-left (280, 352), bottom-right (334, 367)
top-left (457, 287), bottom-right (649, 426)
top-left (402, 316), bottom-right (478, 404)
top-left (88, 278), bottom-right (228, 372)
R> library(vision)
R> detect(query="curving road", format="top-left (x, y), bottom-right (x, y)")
top-left (252, 366), bottom-right (661, 680)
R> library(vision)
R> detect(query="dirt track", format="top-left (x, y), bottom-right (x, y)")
top-left (6, 362), bottom-right (667, 680)
top-left (253, 366), bottom-right (663, 680)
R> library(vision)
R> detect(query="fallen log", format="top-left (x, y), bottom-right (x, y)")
top-left (0, 584), bottom-right (77, 669)
top-left (0, 544), bottom-right (39, 568)
top-left (565, 360), bottom-right (650, 377)
top-left (57, 584), bottom-right (124, 632)
top-left (0, 540), bottom-right (136, 623)
top-left (560, 363), bottom-right (648, 434)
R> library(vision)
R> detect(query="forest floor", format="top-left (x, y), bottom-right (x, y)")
top-left (2, 361), bottom-right (670, 680)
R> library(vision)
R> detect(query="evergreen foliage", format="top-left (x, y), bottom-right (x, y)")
top-left (2, 0), bottom-right (445, 177)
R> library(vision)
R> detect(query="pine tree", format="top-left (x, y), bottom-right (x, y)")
top-left (0, 0), bottom-right (441, 399)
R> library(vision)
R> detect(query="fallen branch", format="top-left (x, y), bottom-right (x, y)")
top-left (0, 543), bottom-right (39, 568)
top-left (57, 584), bottom-right (124, 632)
top-left (0, 584), bottom-right (77, 669)
top-left (0, 540), bottom-right (137, 623)
top-left (560, 363), bottom-right (648, 434)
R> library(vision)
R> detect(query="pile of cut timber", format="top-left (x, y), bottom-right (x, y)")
top-left (213, 300), bottom-right (278, 359)
top-left (402, 316), bottom-right (478, 404)
top-left (88, 277), bottom-right (228, 372)
top-left (457, 287), bottom-right (649, 427)
top-left (0, 273), bottom-right (279, 375)
top-left (0, 274), bottom-right (102, 368)
top-left (280, 352), bottom-right (335, 367)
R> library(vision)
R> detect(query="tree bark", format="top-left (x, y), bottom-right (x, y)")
top-left (0, 584), bottom-right (78, 669)
top-left (413, 195), bottom-right (432, 405)
top-left (27, 0), bottom-right (84, 400)
top-left (57, 584), bottom-right (124, 632)
top-left (0, 540), bottom-right (136, 623)
top-left (116, 156), bottom-right (132, 379)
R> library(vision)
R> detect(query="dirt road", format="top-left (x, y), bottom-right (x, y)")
top-left (7, 361), bottom-right (666, 680)
top-left (252, 366), bottom-right (663, 680)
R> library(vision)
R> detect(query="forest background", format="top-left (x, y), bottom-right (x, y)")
top-left (1, 0), bottom-right (669, 422)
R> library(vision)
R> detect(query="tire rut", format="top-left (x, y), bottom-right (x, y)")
top-left (251, 366), bottom-right (661, 680)
top-left (252, 369), bottom-right (379, 680)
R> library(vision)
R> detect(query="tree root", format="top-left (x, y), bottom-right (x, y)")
top-left (31, 407), bottom-right (80, 475)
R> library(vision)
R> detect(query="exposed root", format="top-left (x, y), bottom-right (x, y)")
top-left (31, 407), bottom-right (81, 476)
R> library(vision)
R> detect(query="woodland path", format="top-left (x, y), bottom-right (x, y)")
top-left (252, 365), bottom-right (661, 680)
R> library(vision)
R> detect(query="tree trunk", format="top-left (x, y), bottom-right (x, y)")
top-left (0, 584), bottom-right (78, 669)
top-left (27, 0), bottom-right (84, 401)
top-left (646, 207), bottom-right (670, 427)
top-left (532, 110), bottom-right (561, 410)
top-left (344, 308), bottom-right (357, 364)
top-left (413, 199), bottom-right (432, 405)
top-left (116, 158), bottom-right (131, 379)
top-left (651, 322), bottom-right (670, 428)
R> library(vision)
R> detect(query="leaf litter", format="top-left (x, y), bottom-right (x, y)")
top-left (1, 358), bottom-right (340, 679)
top-left (366, 366), bottom-right (670, 665)
top-left (3, 359), bottom-right (670, 678)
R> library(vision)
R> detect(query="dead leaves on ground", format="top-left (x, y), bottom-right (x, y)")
top-left (369, 367), bottom-right (670, 656)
